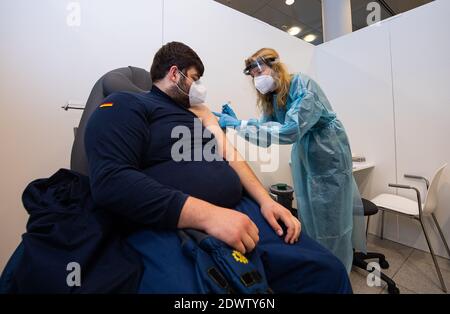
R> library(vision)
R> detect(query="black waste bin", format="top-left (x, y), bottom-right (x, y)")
top-left (269, 183), bottom-right (297, 217)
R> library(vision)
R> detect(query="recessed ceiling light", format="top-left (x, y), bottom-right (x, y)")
top-left (285, 0), bottom-right (295, 5)
top-left (287, 26), bottom-right (301, 36)
top-left (303, 34), bottom-right (317, 42)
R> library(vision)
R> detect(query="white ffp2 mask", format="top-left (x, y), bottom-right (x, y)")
top-left (177, 71), bottom-right (207, 106)
top-left (188, 81), bottom-right (207, 105)
top-left (254, 75), bottom-right (276, 95)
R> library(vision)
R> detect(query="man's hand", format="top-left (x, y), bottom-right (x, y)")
top-left (260, 199), bottom-right (301, 244)
top-left (178, 197), bottom-right (259, 255)
top-left (204, 207), bottom-right (260, 254)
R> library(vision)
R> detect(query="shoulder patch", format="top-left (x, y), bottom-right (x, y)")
top-left (99, 103), bottom-right (114, 108)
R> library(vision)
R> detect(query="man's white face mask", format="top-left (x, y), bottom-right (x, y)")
top-left (177, 70), bottom-right (207, 106)
top-left (254, 75), bottom-right (276, 95)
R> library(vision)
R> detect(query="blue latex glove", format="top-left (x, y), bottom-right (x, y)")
top-left (213, 112), bottom-right (241, 129)
top-left (222, 103), bottom-right (238, 119)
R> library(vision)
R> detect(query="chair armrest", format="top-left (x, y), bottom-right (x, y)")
top-left (389, 183), bottom-right (412, 189)
top-left (388, 184), bottom-right (423, 215)
top-left (404, 174), bottom-right (430, 190)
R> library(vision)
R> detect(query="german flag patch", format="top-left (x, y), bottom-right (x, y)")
top-left (100, 103), bottom-right (114, 108)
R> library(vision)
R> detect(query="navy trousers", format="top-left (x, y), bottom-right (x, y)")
top-left (127, 197), bottom-right (352, 294)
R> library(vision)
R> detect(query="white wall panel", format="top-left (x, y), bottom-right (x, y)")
top-left (0, 0), bottom-right (164, 271)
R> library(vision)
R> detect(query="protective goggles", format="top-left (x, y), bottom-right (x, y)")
top-left (243, 56), bottom-right (278, 76)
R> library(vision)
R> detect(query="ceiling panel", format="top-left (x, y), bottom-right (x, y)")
top-left (253, 4), bottom-right (315, 35)
top-left (253, 4), bottom-right (302, 30)
top-left (267, 0), bottom-right (323, 30)
top-left (213, 0), bottom-right (434, 45)
top-left (214, 0), bottom-right (271, 15)
top-left (351, 0), bottom-right (371, 11)
top-left (385, 0), bottom-right (434, 13)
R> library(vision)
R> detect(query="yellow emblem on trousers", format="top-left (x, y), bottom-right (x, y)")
top-left (232, 250), bottom-right (248, 264)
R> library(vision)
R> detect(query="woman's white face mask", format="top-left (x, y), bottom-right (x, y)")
top-left (254, 75), bottom-right (276, 95)
top-left (177, 71), bottom-right (207, 105)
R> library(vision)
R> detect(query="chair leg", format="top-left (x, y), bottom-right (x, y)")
top-left (366, 216), bottom-right (370, 238)
top-left (431, 213), bottom-right (450, 258)
top-left (419, 217), bottom-right (447, 293)
top-left (381, 210), bottom-right (385, 240)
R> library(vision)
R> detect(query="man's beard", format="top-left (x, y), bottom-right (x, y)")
top-left (167, 78), bottom-right (190, 109)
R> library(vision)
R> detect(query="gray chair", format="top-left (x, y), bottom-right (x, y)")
top-left (70, 66), bottom-right (152, 175)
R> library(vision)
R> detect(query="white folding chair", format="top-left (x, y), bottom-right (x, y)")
top-left (371, 164), bottom-right (449, 293)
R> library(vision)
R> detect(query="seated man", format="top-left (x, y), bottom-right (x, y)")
top-left (84, 41), bottom-right (352, 293)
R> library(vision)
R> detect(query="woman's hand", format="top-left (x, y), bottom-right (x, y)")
top-left (260, 199), bottom-right (301, 244)
top-left (222, 103), bottom-right (238, 119)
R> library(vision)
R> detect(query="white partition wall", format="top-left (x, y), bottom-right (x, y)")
top-left (313, 0), bottom-right (450, 258)
top-left (0, 0), bottom-right (164, 271)
top-left (312, 24), bottom-right (398, 239)
top-left (163, 0), bottom-right (315, 192)
top-left (389, 1), bottom-right (450, 257)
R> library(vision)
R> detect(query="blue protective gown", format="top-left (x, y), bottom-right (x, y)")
top-left (236, 73), bottom-right (366, 273)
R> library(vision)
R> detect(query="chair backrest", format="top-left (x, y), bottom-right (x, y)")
top-left (423, 164), bottom-right (448, 215)
top-left (70, 66), bottom-right (152, 175)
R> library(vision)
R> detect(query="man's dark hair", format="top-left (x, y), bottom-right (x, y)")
top-left (150, 42), bottom-right (204, 82)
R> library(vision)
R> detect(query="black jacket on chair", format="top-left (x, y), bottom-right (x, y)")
top-left (10, 169), bottom-right (143, 293)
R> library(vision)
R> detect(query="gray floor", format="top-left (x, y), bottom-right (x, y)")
top-left (350, 234), bottom-right (450, 294)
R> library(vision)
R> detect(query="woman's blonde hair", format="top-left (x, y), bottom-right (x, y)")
top-left (245, 48), bottom-right (291, 115)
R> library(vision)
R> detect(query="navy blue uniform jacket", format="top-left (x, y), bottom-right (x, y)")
top-left (85, 85), bottom-right (243, 230)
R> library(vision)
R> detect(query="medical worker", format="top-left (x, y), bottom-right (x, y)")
top-left (215, 48), bottom-right (366, 273)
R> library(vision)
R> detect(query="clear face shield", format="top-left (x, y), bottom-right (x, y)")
top-left (243, 56), bottom-right (278, 77)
